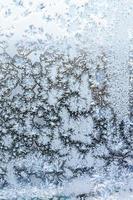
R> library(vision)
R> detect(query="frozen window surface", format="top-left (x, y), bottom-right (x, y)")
top-left (0, 0), bottom-right (133, 199)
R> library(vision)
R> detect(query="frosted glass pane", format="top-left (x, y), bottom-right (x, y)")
top-left (0, 0), bottom-right (133, 199)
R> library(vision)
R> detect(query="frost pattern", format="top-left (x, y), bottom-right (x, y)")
top-left (0, 0), bottom-right (133, 199)
top-left (0, 49), bottom-right (132, 199)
